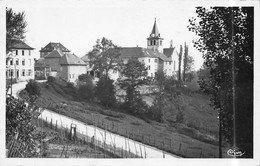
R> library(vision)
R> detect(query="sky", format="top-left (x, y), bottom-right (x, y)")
top-left (3, 0), bottom-right (258, 70)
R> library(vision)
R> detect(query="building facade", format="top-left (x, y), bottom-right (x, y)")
top-left (39, 42), bottom-right (70, 58)
top-left (6, 40), bottom-right (35, 81)
top-left (60, 53), bottom-right (87, 82)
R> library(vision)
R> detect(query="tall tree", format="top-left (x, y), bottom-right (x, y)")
top-left (189, 7), bottom-right (253, 158)
top-left (118, 58), bottom-right (148, 114)
top-left (178, 45), bottom-right (183, 82)
top-left (183, 42), bottom-right (188, 81)
top-left (6, 8), bottom-right (27, 54)
top-left (88, 37), bottom-right (122, 80)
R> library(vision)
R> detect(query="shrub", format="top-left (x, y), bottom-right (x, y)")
top-left (47, 76), bottom-right (55, 83)
top-left (77, 84), bottom-right (95, 101)
top-left (96, 76), bottom-right (116, 108)
top-left (6, 96), bottom-right (39, 157)
top-left (176, 110), bottom-right (185, 123)
top-left (25, 79), bottom-right (41, 98)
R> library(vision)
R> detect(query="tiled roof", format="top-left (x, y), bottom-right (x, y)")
top-left (163, 47), bottom-right (175, 58)
top-left (7, 40), bottom-right (34, 50)
top-left (44, 49), bottom-right (64, 58)
top-left (40, 42), bottom-right (70, 52)
top-left (35, 58), bottom-right (50, 68)
top-left (60, 53), bottom-right (86, 66)
top-left (119, 47), bottom-right (172, 61)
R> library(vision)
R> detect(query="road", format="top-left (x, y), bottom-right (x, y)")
top-left (11, 81), bottom-right (181, 158)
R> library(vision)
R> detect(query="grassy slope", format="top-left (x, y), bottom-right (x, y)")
top-left (30, 79), bottom-right (230, 158)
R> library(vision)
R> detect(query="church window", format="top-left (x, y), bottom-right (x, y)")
top-left (150, 40), bottom-right (153, 46)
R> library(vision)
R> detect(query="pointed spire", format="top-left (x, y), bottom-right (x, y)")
top-left (151, 18), bottom-right (159, 36)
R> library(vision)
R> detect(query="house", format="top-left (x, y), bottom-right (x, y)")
top-left (60, 53), bottom-right (87, 82)
top-left (39, 42), bottom-right (70, 58)
top-left (6, 40), bottom-right (35, 81)
top-left (163, 41), bottom-right (179, 79)
top-left (34, 58), bottom-right (51, 79)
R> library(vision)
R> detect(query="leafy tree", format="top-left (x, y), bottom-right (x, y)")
top-left (6, 95), bottom-right (39, 157)
top-left (119, 58), bottom-right (148, 114)
top-left (25, 80), bottom-right (41, 103)
top-left (197, 64), bottom-right (212, 93)
top-left (88, 37), bottom-right (123, 79)
top-left (189, 7), bottom-right (253, 158)
top-left (177, 45), bottom-right (183, 82)
top-left (96, 76), bottom-right (116, 108)
top-left (6, 8), bottom-right (27, 54)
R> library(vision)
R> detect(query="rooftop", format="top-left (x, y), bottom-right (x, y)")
top-left (44, 49), bottom-right (64, 58)
top-left (7, 40), bottom-right (34, 50)
top-left (40, 42), bottom-right (70, 52)
top-left (60, 53), bottom-right (86, 66)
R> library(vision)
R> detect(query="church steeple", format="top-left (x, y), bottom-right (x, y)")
top-left (147, 18), bottom-right (163, 52)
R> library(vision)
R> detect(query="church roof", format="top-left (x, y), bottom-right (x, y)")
top-left (60, 53), bottom-right (86, 66)
top-left (40, 42), bottom-right (70, 52)
top-left (44, 49), bottom-right (64, 58)
top-left (120, 47), bottom-right (172, 62)
top-left (8, 40), bottom-right (34, 50)
top-left (151, 19), bottom-right (159, 36)
top-left (163, 47), bottom-right (175, 58)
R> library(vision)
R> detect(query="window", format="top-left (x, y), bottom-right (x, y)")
top-left (22, 70), bottom-right (25, 76)
top-left (160, 40), bottom-right (162, 46)
top-left (169, 62), bottom-right (172, 65)
top-left (22, 59), bottom-right (25, 65)
top-left (29, 50), bottom-right (31, 56)
top-left (11, 69), bottom-right (14, 77)
top-left (150, 40), bottom-right (153, 46)
top-left (16, 50), bottom-right (18, 55)
top-left (148, 65), bottom-right (151, 70)
top-left (28, 70), bottom-right (31, 76)
top-left (22, 50), bottom-right (24, 55)
top-left (148, 59), bottom-right (150, 63)
top-left (16, 70), bottom-right (19, 77)
top-left (154, 59), bottom-right (158, 63)
top-left (151, 73), bottom-right (153, 77)
top-left (10, 60), bottom-right (13, 65)
top-left (16, 59), bottom-right (19, 65)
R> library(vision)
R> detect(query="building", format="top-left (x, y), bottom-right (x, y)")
top-left (60, 53), bottom-right (87, 82)
top-left (39, 42), bottom-right (70, 58)
top-left (6, 40), bottom-right (35, 81)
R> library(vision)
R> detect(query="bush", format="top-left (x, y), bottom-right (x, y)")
top-left (96, 76), bottom-right (116, 108)
top-left (47, 76), bottom-right (55, 83)
top-left (176, 110), bottom-right (185, 123)
top-left (25, 79), bottom-right (41, 98)
top-left (6, 96), bottom-right (39, 157)
top-left (78, 84), bottom-right (95, 101)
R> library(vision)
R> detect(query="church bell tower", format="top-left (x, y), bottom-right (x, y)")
top-left (147, 18), bottom-right (163, 53)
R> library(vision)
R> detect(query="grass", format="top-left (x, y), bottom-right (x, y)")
top-left (21, 78), bottom-right (230, 158)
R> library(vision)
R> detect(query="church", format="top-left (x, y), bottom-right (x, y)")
top-left (103, 18), bottom-right (179, 80)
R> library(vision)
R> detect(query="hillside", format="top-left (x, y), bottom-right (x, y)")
top-left (20, 79), bottom-right (230, 158)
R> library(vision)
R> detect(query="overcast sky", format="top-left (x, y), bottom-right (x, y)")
top-left (4, 0), bottom-right (259, 70)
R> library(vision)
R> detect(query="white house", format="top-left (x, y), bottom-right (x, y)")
top-left (60, 53), bottom-right (87, 82)
top-left (6, 40), bottom-right (35, 81)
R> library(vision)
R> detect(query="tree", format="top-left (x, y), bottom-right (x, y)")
top-left (177, 45), bottom-right (183, 82)
top-left (189, 7), bottom-right (253, 158)
top-left (183, 42), bottom-right (188, 81)
top-left (96, 76), bottom-right (116, 108)
top-left (119, 58), bottom-right (148, 114)
top-left (77, 74), bottom-right (95, 102)
top-left (88, 37), bottom-right (123, 79)
top-left (6, 8), bottom-right (27, 54)
top-left (6, 95), bottom-right (39, 157)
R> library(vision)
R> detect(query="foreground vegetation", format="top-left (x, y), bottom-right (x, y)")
top-left (19, 78), bottom-right (230, 158)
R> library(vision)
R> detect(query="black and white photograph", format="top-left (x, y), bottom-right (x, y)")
top-left (1, 0), bottom-right (259, 165)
